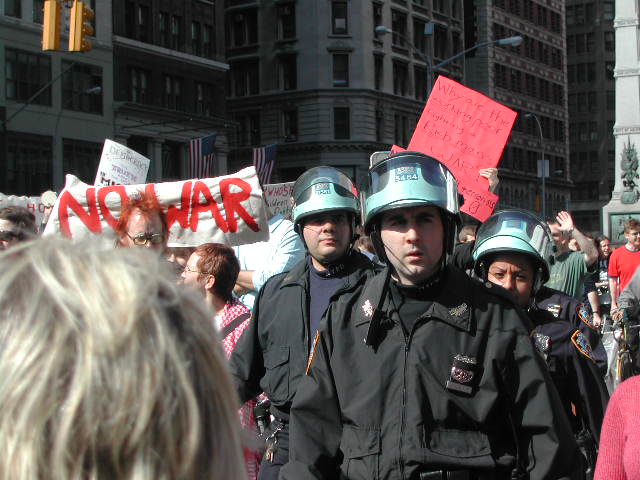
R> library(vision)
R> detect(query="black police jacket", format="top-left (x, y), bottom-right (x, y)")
top-left (534, 287), bottom-right (607, 373)
top-left (530, 287), bottom-right (609, 444)
top-left (229, 250), bottom-right (374, 420)
top-left (280, 266), bottom-right (580, 480)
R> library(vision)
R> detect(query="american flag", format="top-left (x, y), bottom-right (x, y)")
top-left (188, 133), bottom-right (217, 178)
top-left (253, 144), bottom-right (277, 185)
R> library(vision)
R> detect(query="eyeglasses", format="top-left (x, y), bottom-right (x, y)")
top-left (126, 232), bottom-right (165, 246)
top-left (183, 265), bottom-right (211, 276)
top-left (627, 231), bottom-right (640, 237)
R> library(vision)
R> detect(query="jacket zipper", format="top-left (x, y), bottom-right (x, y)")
top-left (398, 325), bottom-right (411, 480)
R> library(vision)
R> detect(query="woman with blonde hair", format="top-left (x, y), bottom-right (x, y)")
top-left (0, 238), bottom-right (247, 480)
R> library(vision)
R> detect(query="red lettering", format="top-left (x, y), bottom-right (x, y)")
top-left (97, 186), bottom-right (129, 229)
top-left (220, 178), bottom-right (259, 232)
top-left (190, 181), bottom-right (228, 232)
top-left (167, 181), bottom-right (192, 230)
top-left (58, 189), bottom-right (102, 237)
top-left (26, 203), bottom-right (35, 212)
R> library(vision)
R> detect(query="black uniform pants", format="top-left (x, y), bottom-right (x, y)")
top-left (257, 426), bottom-right (289, 480)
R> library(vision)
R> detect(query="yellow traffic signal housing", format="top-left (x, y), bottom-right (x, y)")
top-left (42, 0), bottom-right (62, 51)
top-left (69, 0), bottom-right (94, 52)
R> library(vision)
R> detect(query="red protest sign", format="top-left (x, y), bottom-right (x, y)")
top-left (407, 76), bottom-right (516, 221)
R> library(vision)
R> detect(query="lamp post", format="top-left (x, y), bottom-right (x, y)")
top-left (375, 25), bottom-right (522, 96)
top-left (525, 113), bottom-right (546, 219)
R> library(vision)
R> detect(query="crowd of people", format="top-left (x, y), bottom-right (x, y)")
top-left (0, 151), bottom-right (639, 479)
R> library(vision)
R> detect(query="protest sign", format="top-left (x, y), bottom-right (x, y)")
top-left (264, 182), bottom-right (294, 218)
top-left (0, 193), bottom-right (49, 225)
top-left (94, 139), bottom-right (151, 186)
top-left (44, 167), bottom-right (269, 247)
top-left (408, 76), bottom-right (516, 221)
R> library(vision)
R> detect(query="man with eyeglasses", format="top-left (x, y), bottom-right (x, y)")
top-left (114, 193), bottom-right (168, 252)
top-left (0, 206), bottom-right (37, 250)
top-left (609, 218), bottom-right (640, 312)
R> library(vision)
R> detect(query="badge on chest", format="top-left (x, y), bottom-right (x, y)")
top-left (446, 354), bottom-right (479, 395)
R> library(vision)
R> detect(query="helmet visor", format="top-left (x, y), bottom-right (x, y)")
top-left (474, 209), bottom-right (552, 261)
top-left (292, 167), bottom-right (358, 205)
top-left (367, 154), bottom-right (459, 216)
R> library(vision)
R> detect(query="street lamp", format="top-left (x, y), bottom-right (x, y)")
top-left (525, 113), bottom-right (546, 219)
top-left (375, 25), bottom-right (523, 96)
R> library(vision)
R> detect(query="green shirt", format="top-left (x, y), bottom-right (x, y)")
top-left (545, 250), bottom-right (594, 299)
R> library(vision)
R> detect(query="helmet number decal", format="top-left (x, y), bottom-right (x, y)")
top-left (394, 166), bottom-right (418, 182)
top-left (314, 183), bottom-right (331, 194)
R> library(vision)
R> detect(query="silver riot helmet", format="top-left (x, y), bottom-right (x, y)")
top-left (472, 208), bottom-right (553, 295)
top-left (291, 166), bottom-right (360, 236)
top-left (364, 151), bottom-right (462, 261)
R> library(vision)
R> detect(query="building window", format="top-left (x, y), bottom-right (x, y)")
top-left (607, 90), bottom-right (615, 110)
top-left (605, 62), bottom-right (615, 80)
top-left (433, 25), bottom-right (447, 60)
top-left (376, 108), bottom-right (384, 142)
top-left (137, 4), bottom-right (150, 42)
top-left (171, 15), bottom-right (183, 50)
top-left (62, 139), bottom-right (102, 185)
top-left (334, 107), bottom-right (350, 139)
top-left (280, 54), bottom-right (297, 90)
top-left (191, 22), bottom-right (201, 56)
top-left (5, 0), bottom-right (20, 17)
top-left (163, 75), bottom-right (183, 110)
top-left (159, 12), bottom-right (170, 47)
top-left (603, 1), bottom-right (614, 20)
top-left (234, 113), bottom-right (261, 146)
top-left (283, 109), bottom-right (298, 142)
top-left (373, 2), bottom-right (382, 37)
top-left (203, 25), bottom-right (214, 58)
top-left (414, 67), bottom-right (427, 101)
top-left (195, 82), bottom-right (214, 116)
top-left (61, 61), bottom-right (102, 114)
top-left (391, 10), bottom-right (406, 47)
top-left (162, 141), bottom-right (183, 180)
top-left (413, 20), bottom-right (426, 55)
top-left (374, 55), bottom-right (383, 90)
top-left (394, 113), bottom-right (408, 146)
top-left (332, 1), bottom-right (348, 35)
top-left (393, 61), bottom-right (408, 96)
top-left (332, 54), bottom-right (349, 87)
top-left (128, 67), bottom-right (150, 104)
top-left (277, 3), bottom-right (296, 39)
top-left (230, 60), bottom-right (260, 97)
top-left (605, 31), bottom-right (615, 51)
top-left (495, 63), bottom-right (507, 89)
top-left (33, 0), bottom-right (44, 23)
top-left (3, 132), bottom-right (52, 196)
top-left (229, 9), bottom-right (258, 47)
top-left (5, 48), bottom-right (52, 105)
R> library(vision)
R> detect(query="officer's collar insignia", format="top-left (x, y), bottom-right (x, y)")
top-left (532, 331), bottom-right (551, 354)
top-left (446, 355), bottom-right (478, 395)
top-left (547, 304), bottom-right (562, 317)
top-left (576, 304), bottom-right (597, 330)
top-left (449, 303), bottom-right (468, 318)
top-left (571, 331), bottom-right (595, 362)
top-left (362, 299), bottom-right (374, 318)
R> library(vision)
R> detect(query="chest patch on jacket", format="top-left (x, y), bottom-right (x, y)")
top-left (446, 354), bottom-right (478, 395)
top-left (571, 331), bottom-right (595, 362)
top-left (546, 304), bottom-right (562, 317)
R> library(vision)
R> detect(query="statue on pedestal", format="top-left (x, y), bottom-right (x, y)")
top-left (621, 137), bottom-right (639, 204)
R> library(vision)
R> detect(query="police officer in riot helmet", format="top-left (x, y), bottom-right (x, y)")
top-left (472, 209), bottom-right (609, 478)
top-left (229, 167), bottom-right (374, 480)
top-left (280, 151), bottom-right (579, 480)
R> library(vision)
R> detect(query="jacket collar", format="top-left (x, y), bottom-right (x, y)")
top-left (356, 266), bottom-right (473, 345)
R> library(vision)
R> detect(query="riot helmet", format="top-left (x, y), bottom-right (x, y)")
top-left (364, 151), bottom-right (461, 260)
top-left (472, 208), bottom-right (553, 295)
top-left (291, 166), bottom-right (360, 235)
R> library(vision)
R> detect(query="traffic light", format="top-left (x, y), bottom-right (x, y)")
top-left (42, 0), bottom-right (62, 51)
top-left (69, 0), bottom-right (94, 52)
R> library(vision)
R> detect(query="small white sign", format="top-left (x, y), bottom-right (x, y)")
top-left (264, 182), bottom-right (294, 218)
top-left (94, 139), bottom-right (151, 186)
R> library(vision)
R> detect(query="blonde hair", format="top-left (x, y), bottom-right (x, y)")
top-left (0, 238), bottom-right (246, 480)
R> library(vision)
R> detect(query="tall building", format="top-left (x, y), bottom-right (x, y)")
top-left (566, 0), bottom-right (616, 233)
top-left (0, 0), bottom-right (228, 197)
top-left (464, 0), bottom-right (570, 219)
top-left (111, 0), bottom-right (228, 181)
top-left (1, 0), bottom-right (113, 195)
top-left (225, 0), bottom-right (464, 189)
